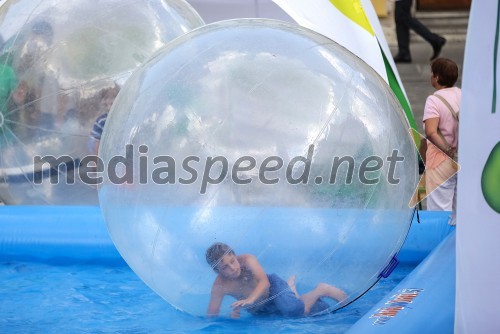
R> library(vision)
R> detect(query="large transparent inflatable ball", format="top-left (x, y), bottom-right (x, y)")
top-left (0, 0), bottom-right (204, 205)
top-left (99, 19), bottom-right (419, 317)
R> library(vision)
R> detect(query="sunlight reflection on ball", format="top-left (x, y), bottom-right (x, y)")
top-left (0, 0), bottom-right (203, 204)
top-left (99, 19), bottom-right (419, 316)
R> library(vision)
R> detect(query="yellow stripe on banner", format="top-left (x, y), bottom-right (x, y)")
top-left (329, 0), bottom-right (374, 36)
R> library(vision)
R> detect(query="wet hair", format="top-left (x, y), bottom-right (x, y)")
top-left (32, 21), bottom-right (53, 36)
top-left (31, 21), bottom-right (54, 44)
top-left (431, 58), bottom-right (459, 87)
top-left (206, 242), bottom-right (234, 271)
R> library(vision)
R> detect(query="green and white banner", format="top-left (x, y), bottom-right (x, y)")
top-left (456, 1), bottom-right (500, 333)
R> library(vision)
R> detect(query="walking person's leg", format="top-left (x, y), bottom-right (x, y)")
top-left (408, 15), bottom-right (446, 60)
top-left (394, 0), bottom-right (412, 62)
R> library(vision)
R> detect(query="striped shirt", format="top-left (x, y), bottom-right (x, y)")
top-left (90, 113), bottom-right (107, 140)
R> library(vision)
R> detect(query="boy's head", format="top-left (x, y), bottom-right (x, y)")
top-left (32, 21), bottom-right (53, 36)
top-left (100, 84), bottom-right (120, 111)
top-left (206, 243), bottom-right (241, 278)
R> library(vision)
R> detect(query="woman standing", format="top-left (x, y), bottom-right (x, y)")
top-left (423, 58), bottom-right (461, 225)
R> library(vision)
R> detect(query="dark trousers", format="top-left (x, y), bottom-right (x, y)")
top-left (395, 0), bottom-right (441, 56)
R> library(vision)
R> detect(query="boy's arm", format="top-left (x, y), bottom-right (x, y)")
top-left (231, 255), bottom-right (270, 309)
top-left (207, 280), bottom-right (224, 317)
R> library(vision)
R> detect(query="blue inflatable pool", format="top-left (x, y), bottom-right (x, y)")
top-left (0, 206), bottom-right (454, 333)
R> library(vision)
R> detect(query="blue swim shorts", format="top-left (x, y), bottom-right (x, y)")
top-left (248, 274), bottom-right (330, 317)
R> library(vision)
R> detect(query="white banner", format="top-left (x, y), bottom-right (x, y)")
top-left (456, 1), bottom-right (500, 333)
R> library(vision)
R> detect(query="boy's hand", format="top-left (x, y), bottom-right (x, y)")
top-left (230, 307), bottom-right (241, 319)
top-left (231, 298), bottom-right (254, 310)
